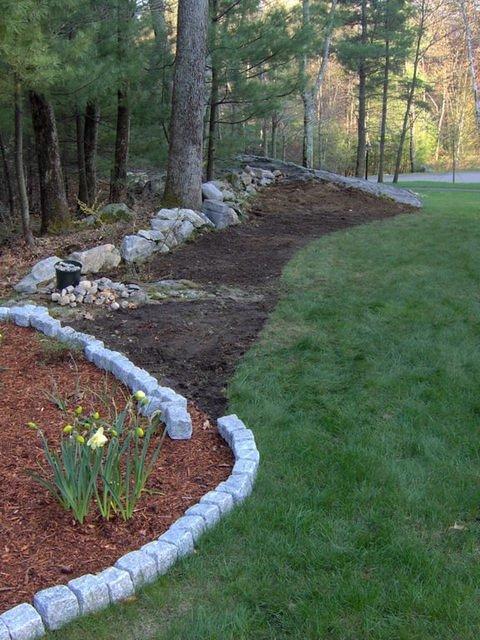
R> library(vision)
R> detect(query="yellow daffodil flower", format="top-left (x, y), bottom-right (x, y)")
top-left (134, 390), bottom-right (146, 401)
top-left (87, 426), bottom-right (108, 450)
top-left (76, 434), bottom-right (85, 444)
top-left (74, 406), bottom-right (83, 416)
top-left (63, 425), bottom-right (74, 434)
top-left (136, 427), bottom-right (145, 438)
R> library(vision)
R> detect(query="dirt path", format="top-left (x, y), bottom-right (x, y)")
top-left (72, 179), bottom-right (414, 417)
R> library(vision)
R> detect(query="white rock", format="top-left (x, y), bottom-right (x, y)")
top-left (120, 235), bottom-right (158, 263)
top-left (202, 182), bottom-right (224, 201)
top-left (68, 244), bottom-right (121, 274)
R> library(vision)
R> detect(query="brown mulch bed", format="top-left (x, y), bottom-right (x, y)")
top-left (0, 324), bottom-right (233, 613)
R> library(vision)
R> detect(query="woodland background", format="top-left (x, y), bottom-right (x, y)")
top-left (0, 0), bottom-right (479, 241)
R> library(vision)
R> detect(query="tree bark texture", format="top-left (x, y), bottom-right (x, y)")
top-left (0, 132), bottom-right (15, 220)
top-left (164, 0), bottom-right (209, 210)
top-left (76, 111), bottom-right (88, 206)
top-left (110, 88), bottom-right (130, 202)
top-left (29, 90), bottom-right (69, 234)
top-left (84, 101), bottom-right (100, 206)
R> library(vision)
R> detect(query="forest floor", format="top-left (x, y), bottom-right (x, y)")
top-left (70, 180), bottom-right (411, 418)
top-left (46, 182), bottom-right (480, 639)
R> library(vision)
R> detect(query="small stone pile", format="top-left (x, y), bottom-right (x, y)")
top-left (50, 278), bottom-right (145, 311)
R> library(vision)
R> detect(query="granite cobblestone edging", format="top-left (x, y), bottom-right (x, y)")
top-left (0, 305), bottom-right (259, 639)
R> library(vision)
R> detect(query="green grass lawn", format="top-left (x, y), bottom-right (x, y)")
top-left (53, 184), bottom-right (480, 639)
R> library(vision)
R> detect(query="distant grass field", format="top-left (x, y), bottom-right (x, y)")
top-left (53, 184), bottom-right (480, 639)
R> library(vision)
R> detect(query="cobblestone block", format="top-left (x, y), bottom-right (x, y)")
top-left (0, 604), bottom-right (45, 640)
top-left (97, 567), bottom-right (135, 603)
top-left (115, 550), bottom-right (157, 588)
top-left (33, 585), bottom-right (79, 631)
top-left (158, 528), bottom-right (194, 558)
top-left (67, 574), bottom-right (110, 615)
top-left (140, 540), bottom-right (177, 574)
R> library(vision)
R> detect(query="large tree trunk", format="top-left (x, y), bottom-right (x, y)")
top-left (84, 101), bottom-right (100, 205)
top-left (109, 88), bottom-right (130, 202)
top-left (377, 39), bottom-right (390, 183)
top-left (206, 0), bottom-right (219, 182)
top-left (164, 0), bottom-right (209, 210)
top-left (76, 111), bottom-right (88, 207)
top-left (0, 132), bottom-right (15, 220)
top-left (148, 0), bottom-right (171, 143)
top-left (30, 91), bottom-right (69, 234)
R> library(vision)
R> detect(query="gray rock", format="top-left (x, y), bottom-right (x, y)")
top-left (97, 567), bottom-right (135, 603)
top-left (0, 603), bottom-right (45, 640)
top-left (69, 244), bottom-right (121, 274)
top-left (234, 442), bottom-right (260, 463)
top-left (115, 550), bottom-right (158, 588)
top-left (202, 182), bottom-right (224, 201)
top-left (127, 368), bottom-right (159, 395)
top-left (202, 200), bottom-right (239, 229)
top-left (33, 585), bottom-right (79, 631)
top-left (0, 620), bottom-right (9, 640)
top-left (140, 540), bottom-right (177, 574)
top-left (14, 274), bottom-right (38, 294)
top-left (185, 501), bottom-right (221, 529)
top-left (158, 528), bottom-right (194, 558)
top-left (164, 403), bottom-right (192, 440)
top-left (152, 386), bottom-right (188, 409)
top-left (99, 203), bottom-right (134, 223)
top-left (10, 305), bottom-right (45, 328)
top-left (217, 414), bottom-right (246, 446)
top-left (29, 314), bottom-right (62, 338)
top-left (67, 574), bottom-right (110, 615)
top-left (0, 307), bottom-right (10, 322)
top-left (200, 490), bottom-right (235, 514)
top-left (137, 229), bottom-right (165, 243)
top-left (154, 208), bottom-right (212, 229)
top-left (232, 458), bottom-right (259, 478)
top-left (231, 429), bottom-right (255, 456)
top-left (15, 256), bottom-right (62, 293)
top-left (174, 220), bottom-right (195, 243)
top-left (121, 235), bottom-right (158, 263)
top-left (215, 473), bottom-right (253, 504)
top-left (168, 515), bottom-right (205, 542)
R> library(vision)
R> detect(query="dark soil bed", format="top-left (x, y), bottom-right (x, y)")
top-left (0, 324), bottom-right (232, 613)
top-left (72, 179), bottom-right (415, 417)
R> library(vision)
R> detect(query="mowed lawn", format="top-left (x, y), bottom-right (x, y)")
top-left (53, 184), bottom-right (480, 639)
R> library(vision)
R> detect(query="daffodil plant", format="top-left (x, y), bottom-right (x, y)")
top-left (29, 391), bottom-right (164, 524)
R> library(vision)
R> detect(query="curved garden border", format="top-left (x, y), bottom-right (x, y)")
top-left (0, 304), bottom-right (259, 640)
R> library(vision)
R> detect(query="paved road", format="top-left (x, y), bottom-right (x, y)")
top-left (372, 171), bottom-right (480, 183)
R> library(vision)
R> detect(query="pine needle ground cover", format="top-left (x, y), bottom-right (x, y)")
top-left (52, 184), bottom-right (480, 639)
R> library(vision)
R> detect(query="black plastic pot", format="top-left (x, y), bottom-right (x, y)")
top-left (55, 260), bottom-right (82, 290)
